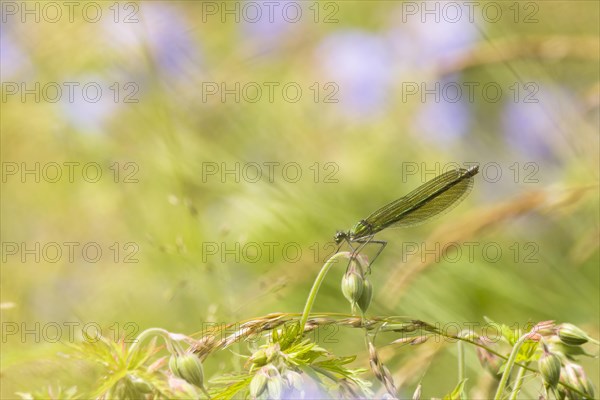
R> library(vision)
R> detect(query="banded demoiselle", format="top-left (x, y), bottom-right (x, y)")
top-left (334, 165), bottom-right (479, 268)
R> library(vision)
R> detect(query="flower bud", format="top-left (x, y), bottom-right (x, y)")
top-left (264, 365), bottom-right (282, 399)
top-left (130, 375), bottom-right (153, 394)
top-left (563, 362), bottom-right (595, 398)
top-left (357, 278), bottom-right (373, 313)
top-left (170, 354), bottom-right (205, 389)
top-left (250, 369), bottom-right (269, 399)
top-left (267, 375), bottom-right (283, 399)
top-left (557, 323), bottom-right (591, 346)
top-left (265, 343), bottom-right (280, 362)
top-left (169, 355), bottom-right (178, 375)
top-left (538, 350), bottom-right (561, 389)
top-left (547, 336), bottom-right (590, 359)
top-left (282, 369), bottom-right (304, 393)
top-left (251, 365), bottom-right (284, 399)
top-left (341, 270), bottom-right (364, 306)
top-left (114, 381), bottom-right (134, 399)
top-left (249, 349), bottom-right (268, 367)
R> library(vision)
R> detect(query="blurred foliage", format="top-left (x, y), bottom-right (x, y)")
top-left (1, 0), bottom-right (598, 398)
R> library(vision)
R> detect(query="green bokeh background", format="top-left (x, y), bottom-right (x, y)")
top-left (1, 1), bottom-right (598, 398)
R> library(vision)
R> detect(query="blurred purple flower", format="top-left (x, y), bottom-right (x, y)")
top-left (0, 28), bottom-right (34, 79)
top-left (387, 2), bottom-right (481, 69)
top-left (101, 3), bottom-right (202, 78)
top-left (59, 77), bottom-right (120, 135)
top-left (100, 14), bottom-right (144, 51)
top-left (501, 85), bottom-right (574, 162)
top-left (140, 3), bottom-right (203, 75)
top-left (280, 374), bottom-right (330, 400)
top-left (315, 30), bottom-right (393, 118)
top-left (412, 78), bottom-right (471, 143)
top-left (241, 0), bottom-right (302, 53)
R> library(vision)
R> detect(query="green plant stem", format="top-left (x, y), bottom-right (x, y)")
top-left (421, 324), bottom-right (587, 399)
top-left (299, 252), bottom-right (350, 335)
top-left (127, 327), bottom-right (175, 363)
top-left (508, 362), bottom-right (529, 400)
top-left (494, 333), bottom-right (532, 400)
top-left (457, 339), bottom-right (465, 398)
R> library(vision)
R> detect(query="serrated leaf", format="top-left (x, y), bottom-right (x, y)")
top-left (209, 374), bottom-right (253, 400)
top-left (315, 355), bottom-right (357, 368)
top-left (500, 324), bottom-right (520, 346)
top-left (274, 321), bottom-right (302, 351)
top-left (516, 340), bottom-right (539, 363)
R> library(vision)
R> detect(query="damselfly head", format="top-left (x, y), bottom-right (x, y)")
top-left (334, 231), bottom-right (348, 244)
top-left (464, 164), bottom-right (480, 177)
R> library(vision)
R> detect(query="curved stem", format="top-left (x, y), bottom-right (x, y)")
top-left (399, 322), bottom-right (588, 399)
top-left (457, 339), bottom-right (466, 398)
top-left (494, 333), bottom-right (532, 400)
top-left (127, 327), bottom-right (176, 364)
top-left (299, 252), bottom-right (350, 335)
top-left (508, 362), bottom-right (529, 400)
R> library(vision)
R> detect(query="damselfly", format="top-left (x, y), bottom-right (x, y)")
top-left (334, 165), bottom-right (479, 269)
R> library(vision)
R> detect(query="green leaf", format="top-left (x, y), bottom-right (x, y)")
top-left (484, 317), bottom-right (520, 345)
top-left (273, 321), bottom-right (302, 350)
top-left (442, 379), bottom-right (468, 400)
top-left (209, 374), bottom-right (253, 400)
top-left (516, 340), bottom-right (538, 363)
